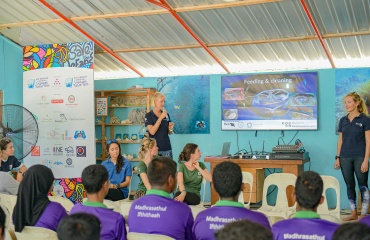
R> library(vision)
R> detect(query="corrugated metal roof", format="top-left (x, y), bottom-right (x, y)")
top-left (1, 0), bottom-right (370, 79)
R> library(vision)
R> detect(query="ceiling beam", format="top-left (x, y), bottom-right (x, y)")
top-left (147, 0), bottom-right (231, 73)
top-left (93, 31), bottom-right (370, 54)
top-left (300, 0), bottom-right (335, 68)
top-left (0, 0), bottom-right (281, 30)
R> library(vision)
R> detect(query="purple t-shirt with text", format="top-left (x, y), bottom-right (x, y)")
top-left (272, 217), bottom-right (339, 240)
top-left (192, 201), bottom-right (271, 240)
top-left (70, 203), bottom-right (126, 240)
top-left (128, 189), bottom-right (194, 240)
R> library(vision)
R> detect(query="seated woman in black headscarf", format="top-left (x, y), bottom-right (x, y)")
top-left (13, 165), bottom-right (67, 232)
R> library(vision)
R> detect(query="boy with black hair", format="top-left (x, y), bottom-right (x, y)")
top-left (192, 161), bottom-right (270, 240)
top-left (272, 171), bottom-right (339, 240)
top-left (70, 164), bottom-right (126, 240)
top-left (333, 222), bottom-right (370, 240)
top-left (215, 219), bottom-right (273, 240)
top-left (57, 213), bottom-right (101, 240)
top-left (129, 156), bottom-right (194, 240)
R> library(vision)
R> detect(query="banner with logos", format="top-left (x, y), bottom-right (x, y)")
top-left (23, 42), bottom-right (94, 202)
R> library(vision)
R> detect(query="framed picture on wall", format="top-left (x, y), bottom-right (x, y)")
top-left (96, 97), bottom-right (108, 116)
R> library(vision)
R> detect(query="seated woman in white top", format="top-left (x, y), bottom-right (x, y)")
top-left (0, 171), bottom-right (19, 195)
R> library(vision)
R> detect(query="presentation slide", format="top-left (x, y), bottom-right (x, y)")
top-left (221, 72), bottom-right (318, 130)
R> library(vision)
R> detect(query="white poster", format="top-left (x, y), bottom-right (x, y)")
top-left (23, 67), bottom-right (95, 178)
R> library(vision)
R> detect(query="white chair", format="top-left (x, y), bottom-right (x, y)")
top-left (237, 171), bottom-right (253, 209)
top-left (6, 228), bottom-right (17, 240)
top-left (197, 177), bottom-right (207, 207)
top-left (119, 201), bottom-right (132, 219)
top-left (319, 213), bottom-right (342, 224)
top-left (14, 226), bottom-right (58, 240)
top-left (48, 196), bottom-right (74, 213)
top-left (128, 232), bottom-right (175, 240)
top-left (316, 175), bottom-right (340, 220)
top-left (257, 173), bottom-right (297, 220)
top-left (0, 193), bottom-right (17, 230)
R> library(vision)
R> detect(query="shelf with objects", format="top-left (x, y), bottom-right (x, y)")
top-left (95, 88), bottom-right (157, 163)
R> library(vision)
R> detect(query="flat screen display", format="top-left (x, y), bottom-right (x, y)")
top-left (221, 72), bottom-right (318, 130)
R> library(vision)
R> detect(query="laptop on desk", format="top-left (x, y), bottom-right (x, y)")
top-left (215, 142), bottom-right (231, 158)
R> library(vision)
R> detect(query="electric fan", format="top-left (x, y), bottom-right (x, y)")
top-left (0, 104), bottom-right (39, 160)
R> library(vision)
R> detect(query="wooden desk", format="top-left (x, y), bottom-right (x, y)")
top-left (205, 157), bottom-right (309, 205)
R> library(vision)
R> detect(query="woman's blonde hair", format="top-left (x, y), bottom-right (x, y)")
top-left (347, 92), bottom-right (368, 115)
top-left (138, 134), bottom-right (157, 159)
top-left (151, 92), bottom-right (165, 107)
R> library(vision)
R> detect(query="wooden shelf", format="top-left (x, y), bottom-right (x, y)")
top-left (95, 88), bottom-right (155, 160)
top-left (109, 106), bottom-right (146, 108)
top-left (97, 157), bottom-right (140, 162)
top-left (96, 140), bottom-right (141, 144)
top-left (105, 123), bottom-right (143, 126)
top-left (119, 140), bottom-right (141, 144)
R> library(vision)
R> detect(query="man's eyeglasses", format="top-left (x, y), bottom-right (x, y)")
top-left (107, 139), bottom-right (117, 144)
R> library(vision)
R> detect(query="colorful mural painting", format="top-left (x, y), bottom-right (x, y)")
top-left (51, 178), bottom-right (86, 203)
top-left (23, 42), bottom-right (94, 71)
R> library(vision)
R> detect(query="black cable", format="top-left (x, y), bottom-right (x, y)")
top-left (266, 186), bottom-right (277, 197)
top-left (277, 137), bottom-right (285, 145)
top-left (233, 149), bottom-right (248, 155)
top-left (287, 130), bottom-right (299, 145)
top-left (236, 130), bottom-right (239, 152)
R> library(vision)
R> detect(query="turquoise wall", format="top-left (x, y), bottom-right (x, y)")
top-left (0, 36), bottom-right (23, 105)
top-left (0, 34), bottom-right (356, 209)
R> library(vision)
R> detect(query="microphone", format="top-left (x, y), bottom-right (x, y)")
top-left (248, 141), bottom-right (254, 155)
top-left (162, 107), bottom-right (170, 122)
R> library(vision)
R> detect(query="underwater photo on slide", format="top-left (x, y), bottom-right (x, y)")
top-left (157, 75), bottom-right (210, 134)
top-left (221, 72), bottom-right (318, 130)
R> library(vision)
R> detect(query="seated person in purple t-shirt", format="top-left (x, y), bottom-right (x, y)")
top-left (332, 222), bottom-right (370, 240)
top-left (13, 165), bottom-right (67, 232)
top-left (215, 219), bottom-right (273, 240)
top-left (70, 164), bottom-right (127, 240)
top-left (192, 161), bottom-right (270, 240)
top-left (129, 156), bottom-right (194, 240)
top-left (57, 213), bottom-right (101, 240)
top-left (272, 171), bottom-right (339, 240)
top-left (359, 215), bottom-right (370, 227)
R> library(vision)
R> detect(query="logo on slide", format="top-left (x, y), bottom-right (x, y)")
top-left (76, 146), bottom-right (86, 157)
top-left (31, 146), bottom-right (40, 156)
top-left (66, 158), bottom-right (73, 165)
